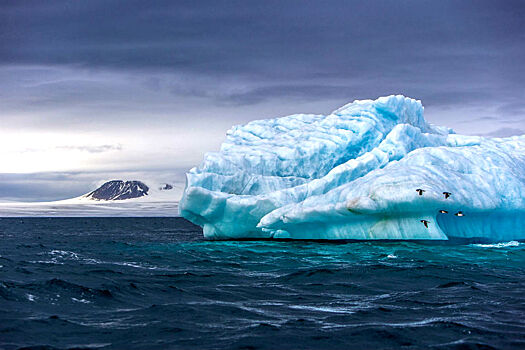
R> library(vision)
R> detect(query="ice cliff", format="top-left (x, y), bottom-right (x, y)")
top-left (180, 95), bottom-right (525, 241)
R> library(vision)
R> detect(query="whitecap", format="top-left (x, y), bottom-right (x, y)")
top-left (72, 297), bottom-right (91, 304)
top-left (472, 241), bottom-right (520, 248)
top-left (68, 344), bottom-right (111, 349)
top-left (49, 250), bottom-right (80, 259)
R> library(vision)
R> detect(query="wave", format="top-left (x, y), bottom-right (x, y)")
top-left (472, 241), bottom-right (521, 248)
top-left (42, 278), bottom-right (114, 298)
top-left (2, 218), bottom-right (524, 350)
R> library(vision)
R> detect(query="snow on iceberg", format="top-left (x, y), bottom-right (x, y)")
top-left (180, 95), bottom-right (525, 241)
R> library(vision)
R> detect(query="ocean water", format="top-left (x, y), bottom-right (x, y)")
top-left (0, 218), bottom-right (524, 350)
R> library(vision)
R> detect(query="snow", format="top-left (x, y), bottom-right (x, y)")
top-left (0, 181), bottom-right (182, 217)
top-left (180, 95), bottom-right (525, 241)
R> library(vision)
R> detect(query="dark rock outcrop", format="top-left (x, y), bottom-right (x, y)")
top-left (85, 180), bottom-right (149, 201)
top-left (160, 183), bottom-right (173, 190)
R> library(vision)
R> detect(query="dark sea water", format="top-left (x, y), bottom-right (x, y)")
top-left (1, 218), bottom-right (524, 350)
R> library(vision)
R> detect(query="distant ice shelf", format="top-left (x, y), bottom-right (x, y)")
top-left (180, 95), bottom-right (525, 241)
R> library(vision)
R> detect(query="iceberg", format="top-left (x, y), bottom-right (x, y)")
top-left (180, 95), bottom-right (525, 241)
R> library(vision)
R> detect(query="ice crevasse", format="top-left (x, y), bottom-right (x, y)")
top-left (180, 95), bottom-right (525, 241)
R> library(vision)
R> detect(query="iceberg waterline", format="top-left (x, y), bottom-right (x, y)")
top-left (180, 95), bottom-right (525, 240)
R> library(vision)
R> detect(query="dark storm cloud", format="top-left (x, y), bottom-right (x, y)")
top-left (1, 0), bottom-right (524, 126)
top-left (1, 1), bottom-right (524, 111)
top-left (2, 0), bottom-right (524, 79)
top-left (205, 84), bottom-right (357, 106)
top-left (0, 172), bottom-right (92, 201)
top-left (1, 0), bottom-right (524, 201)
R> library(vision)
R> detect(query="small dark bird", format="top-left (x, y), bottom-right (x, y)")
top-left (443, 192), bottom-right (451, 199)
top-left (439, 210), bottom-right (448, 214)
top-left (420, 219), bottom-right (429, 228)
top-left (416, 189), bottom-right (425, 195)
top-left (455, 211), bottom-right (464, 217)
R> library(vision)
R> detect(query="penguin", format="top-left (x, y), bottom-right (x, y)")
top-left (443, 192), bottom-right (451, 199)
top-left (420, 219), bottom-right (429, 228)
top-left (438, 210), bottom-right (448, 214)
top-left (416, 189), bottom-right (425, 196)
top-left (454, 211), bottom-right (464, 217)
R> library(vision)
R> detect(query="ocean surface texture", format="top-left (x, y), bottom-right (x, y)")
top-left (1, 218), bottom-right (524, 350)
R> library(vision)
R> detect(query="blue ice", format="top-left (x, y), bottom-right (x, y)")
top-left (181, 95), bottom-right (525, 241)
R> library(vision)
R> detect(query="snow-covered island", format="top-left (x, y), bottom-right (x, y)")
top-left (0, 180), bottom-right (180, 216)
top-left (180, 95), bottom-right (525, 241)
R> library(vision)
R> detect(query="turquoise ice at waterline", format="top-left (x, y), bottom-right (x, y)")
top-left (180, 95), bottom-right (525, 241)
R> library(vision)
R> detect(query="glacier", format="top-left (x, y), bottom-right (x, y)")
top-left (180, 95), bottom-right (525, 241)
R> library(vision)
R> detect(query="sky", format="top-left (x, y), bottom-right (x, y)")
top-left (1, 0), bottom-right (524, 201)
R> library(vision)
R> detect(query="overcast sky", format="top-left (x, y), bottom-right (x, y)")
top-left (1, 0), bottom-right (524, 201)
